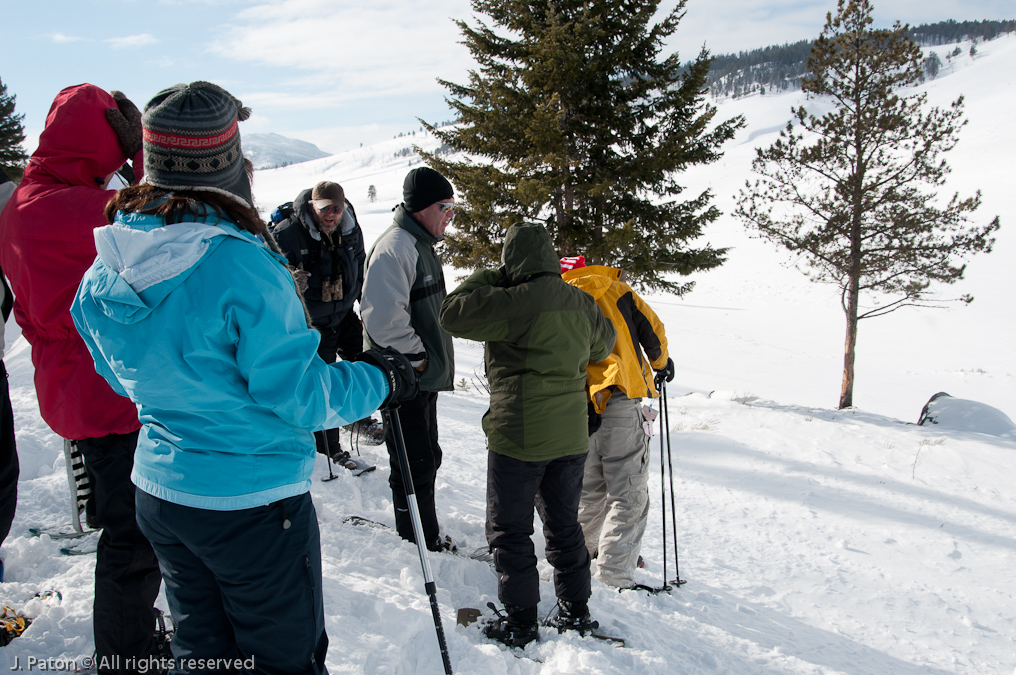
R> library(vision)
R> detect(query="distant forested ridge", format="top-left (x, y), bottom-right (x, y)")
top-left (706, 19), bottom-right (1016, 99)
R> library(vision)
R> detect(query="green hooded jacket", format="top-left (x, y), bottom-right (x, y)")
top-left (440, 223), bottom-right (615, 461)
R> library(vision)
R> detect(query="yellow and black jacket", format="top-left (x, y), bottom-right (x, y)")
top-left (563, 265), bottom-right (669, 413)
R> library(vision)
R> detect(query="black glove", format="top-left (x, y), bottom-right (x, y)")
top-left (587, 401), bottom-right (602, 436)
top-left (654, 357), bottom-right (675, 388)
top-left (352, 347), bottom-right (420, 408)
top-left (105, 90), bottom-right (143, 159)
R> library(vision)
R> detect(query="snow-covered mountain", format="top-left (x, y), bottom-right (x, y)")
top-left (242, 132), bottom-right (331, 170)
top-left (2, 34), bottom-right (1014, 675)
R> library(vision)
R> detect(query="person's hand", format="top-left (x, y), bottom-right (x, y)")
top-left (105, 91), bottom-right (143, 159)
top-left (654, 357), bottom-right (675, 388)
top-left (291, 265), bottom-right (310, 294)
top-left (352, 347), bottom-right (420, 407)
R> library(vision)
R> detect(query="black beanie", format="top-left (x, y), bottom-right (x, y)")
top-left (403, 167), bottom-right (453, 213)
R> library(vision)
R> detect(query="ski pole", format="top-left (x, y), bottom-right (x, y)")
top-left (316, 430), bottom-right (339, 482)
top-left (660, 379), bottom-right (685, 587)
top-left (381, 404), bottom-right (454, 675)
top-left (658, 382), bottom-right (671, 592)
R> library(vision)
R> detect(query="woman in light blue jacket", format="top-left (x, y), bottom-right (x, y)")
top-left (71, 82), bottom-right (415, 675)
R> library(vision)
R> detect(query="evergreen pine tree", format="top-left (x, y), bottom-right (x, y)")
top-left (0, 77), bottom-right (28, 179)
top-left (422, 0), bottom-right (743, 293)
top-left (735, 0), bottom-right (999, 410)
top-left (923, 51), bottom-right (942, 79)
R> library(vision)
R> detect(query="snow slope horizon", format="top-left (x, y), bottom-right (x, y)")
top-left (1, 34), bottom-right (1013, 675)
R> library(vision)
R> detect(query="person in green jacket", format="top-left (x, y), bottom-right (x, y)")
top-left (440, 222), bottom-right (615, 648)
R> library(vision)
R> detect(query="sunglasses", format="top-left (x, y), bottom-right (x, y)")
top-left (436, 201), bottom-right (455, 213)
top-left (317, 204), bottom-right (343, 216)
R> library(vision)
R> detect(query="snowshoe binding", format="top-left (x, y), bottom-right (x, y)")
top-left (344, 418), bottom-right (386, 446)
top-left (543, 599), bottom-right (598, 635)
top-left (481, 604), bottom-right (539, 649)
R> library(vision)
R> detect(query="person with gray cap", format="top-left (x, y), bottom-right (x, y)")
top-left (361, 166), bottom-right (456, 551)
top-left (273, 180), bottom-right (385, 464)
top-left (71, 81), bottom-right (418, 675)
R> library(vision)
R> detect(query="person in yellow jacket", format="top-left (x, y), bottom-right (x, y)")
top-left (561, 256), bottom-right (674, 588)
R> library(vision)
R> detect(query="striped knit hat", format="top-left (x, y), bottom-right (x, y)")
top-left (559, 255), bottom-right (587, 273)
top-left (142, 81), bottom-right (253, 208)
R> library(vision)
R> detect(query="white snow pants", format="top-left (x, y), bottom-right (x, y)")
top-left (578, 394), bottom-right (651, 587)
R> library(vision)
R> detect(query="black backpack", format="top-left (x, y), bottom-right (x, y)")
top-left (270, 201), bottom-right (295, 225)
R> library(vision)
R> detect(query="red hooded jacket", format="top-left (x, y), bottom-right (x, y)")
top-left (0, 84), bottom-right (142, 440)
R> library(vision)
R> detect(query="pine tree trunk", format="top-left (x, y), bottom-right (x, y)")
top-left (840, 87), bottom-right (865, 410)
top-left (840, 172), bottom-right (863, 409)
top-left (839, 280), bottom-right (859, 409)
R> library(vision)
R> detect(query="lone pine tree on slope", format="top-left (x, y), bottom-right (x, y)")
top-left (423, 0), bottom-right (743, 293)
top-left (735, 0), bottom-right (998, 409)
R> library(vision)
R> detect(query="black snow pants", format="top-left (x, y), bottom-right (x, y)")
top-left (485, 450), bottom-right (592, 612)
top-left (76, 430), bottom-right (163, 673)
top-left (0, 360), bottom-right (18, 547)
top-left (385, 390), bottom-right (442, 549)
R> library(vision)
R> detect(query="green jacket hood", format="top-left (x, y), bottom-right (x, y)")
top-left (501, 222), bottom-right (560, 283)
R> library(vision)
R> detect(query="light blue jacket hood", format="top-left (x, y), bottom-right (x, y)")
top-left (73, 209), bottom-right (388, 510)
top-left (88, 210), bottom-right (246, 324)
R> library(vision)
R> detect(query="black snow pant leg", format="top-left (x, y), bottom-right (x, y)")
top-left (333, 313), bottom-right (374, 428)
top-left (332, 311), bottom-right (364, 362)
top-left (486, 451), bottom-right (592, 611)
top-left (77, 431), bottom-right (162, 673)
top-left (486, 451), bottom-right (543, 611)
top-left (0, 360), bottom-right (18, 546)
top-left (385, 391), bottom-right (441, 548)
top-left (136, 491), bottom-right (328, 675)
top-left (314, 324), bottom-right (344, 454)
top-left (536, 453), bottom-right (592, 606)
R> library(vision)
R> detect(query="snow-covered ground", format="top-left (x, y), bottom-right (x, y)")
top-left (2, 34), bottom-right (1014, 675)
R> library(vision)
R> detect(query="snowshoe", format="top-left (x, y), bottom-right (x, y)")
top-left (0, 604), bottom-right (30, 646)
top-left (481, 605), bottom-right (539, 649)
top-left (430, 534), bottom-right (458, 554)
top-left (28, 525), bottom-right (97, 540)
top-left (344, 418), bottom-right (386, 446)
top-left (467, 546), bottom-right (495, 568)
top-left (343, 515), bottom-right (392, 530)
top-left (153, 608), bottom-right (174, 657)
top-left (328, 450), bottom-right (376, 476)
top-left (543, 599), bottom-right (598, 635)
top-left (543, 600), bottom-right (626, 646)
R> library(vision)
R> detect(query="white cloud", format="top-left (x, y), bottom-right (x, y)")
top-left (47, 33), bottom-right (87, 43)
top-left (212, 0), bottom-right (473, 102)
top-left (105, 34), bottom-right (159, 49)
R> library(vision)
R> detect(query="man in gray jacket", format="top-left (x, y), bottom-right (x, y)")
top-left (361, 167), bottom-right (455, 551)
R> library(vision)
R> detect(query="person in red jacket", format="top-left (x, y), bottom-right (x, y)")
top-left (0, 84), bottom-right (163, 670)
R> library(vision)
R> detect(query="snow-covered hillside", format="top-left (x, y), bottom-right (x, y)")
top-left (2, 34), bottom-right (1014, 675)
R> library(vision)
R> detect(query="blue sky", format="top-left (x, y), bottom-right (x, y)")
top-left (2, 0), bottom-right (1012, 154)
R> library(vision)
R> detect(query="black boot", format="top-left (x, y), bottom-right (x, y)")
top-left (544, 599), bottom-right (598, 635)
top-left (482, 605), bottom-right (539, 648)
